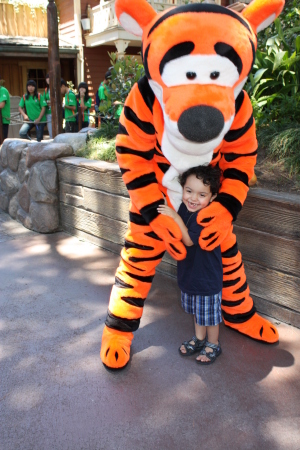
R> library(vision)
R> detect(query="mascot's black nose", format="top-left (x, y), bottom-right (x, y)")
top-left (178, 106), bottom-right (224, 143)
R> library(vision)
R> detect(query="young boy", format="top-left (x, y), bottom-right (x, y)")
top-left (158, 165), bottom-right (223, 365)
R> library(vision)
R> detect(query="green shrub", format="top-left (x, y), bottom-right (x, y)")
top-left (76, 136), bottom-right (117, 162)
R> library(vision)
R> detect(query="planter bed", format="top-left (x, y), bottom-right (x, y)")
top-left (57, 156), bottom-right (300, 328)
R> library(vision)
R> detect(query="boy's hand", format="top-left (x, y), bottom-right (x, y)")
top-left (157, 204), bottom-right (179, 221)
top-left (197, 202), bottom-right (233, 250)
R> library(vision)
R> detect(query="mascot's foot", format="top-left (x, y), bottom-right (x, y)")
top-left (100, 326), bottom-right (134, 370)
top-left (224, 312), bottom-right (279, 344)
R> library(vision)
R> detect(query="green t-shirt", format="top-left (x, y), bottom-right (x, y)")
top-left (79, 97), bottom-right (92, 122)
top-left (98, 82), bottom-right (109, 101)
top-left (19, 94), bottom-right (47, 122)
top-left (0, 86), bottom-right (11, 125)
top-left (43, 88), bottom-right (51, 115)
top-left (64, 90), bottom-right (77, 122)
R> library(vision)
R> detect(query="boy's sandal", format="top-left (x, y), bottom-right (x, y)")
top-left (196, 341), bottom-right (222, 365)
top-left (178, 336), bottom-right (206, 357)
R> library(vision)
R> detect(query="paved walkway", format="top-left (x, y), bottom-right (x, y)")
top-left (0, 210), bottom-right (299, 450)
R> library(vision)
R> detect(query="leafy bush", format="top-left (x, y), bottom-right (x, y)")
top-left (246, 0), bottom-right (300, 174)
top-left (76, 135), bottom-right (117, 162)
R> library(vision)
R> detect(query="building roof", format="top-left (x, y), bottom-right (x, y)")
top-left (0, 35), bottom-right (78, 56)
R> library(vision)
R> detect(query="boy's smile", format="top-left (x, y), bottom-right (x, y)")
top-left (182, 174), bottom-right (216, 212)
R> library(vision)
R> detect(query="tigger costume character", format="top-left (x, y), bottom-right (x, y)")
top-left (100, 0), bottom-right (285, 369)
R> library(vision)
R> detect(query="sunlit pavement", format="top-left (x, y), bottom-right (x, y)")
top-left (1, 209), bottom-right (300, 450)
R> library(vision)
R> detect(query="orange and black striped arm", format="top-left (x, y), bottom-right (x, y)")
top-left (217, 89), bottom-right (257, 221)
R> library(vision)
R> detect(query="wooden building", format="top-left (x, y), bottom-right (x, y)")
top-left (0, 0), bottom-right (245, 102)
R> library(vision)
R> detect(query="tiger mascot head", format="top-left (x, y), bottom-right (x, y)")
top-left (115, 0), bottom-right (284, 166)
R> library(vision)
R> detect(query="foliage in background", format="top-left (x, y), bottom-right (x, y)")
top-left (6, 0), bottom-right (48, 12)
top-left (98, 52), bottom-right (145, 128)
top-left (246, 0), bottom-right (300, 175)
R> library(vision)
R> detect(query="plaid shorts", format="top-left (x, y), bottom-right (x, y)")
top-left (181, 291), bottom-right (222, 326)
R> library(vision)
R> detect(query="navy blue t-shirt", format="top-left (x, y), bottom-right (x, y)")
top-left (177, 203), bottom-right (223, 295)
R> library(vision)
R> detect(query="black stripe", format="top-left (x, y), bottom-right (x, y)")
top-left (223, 262), bottom-right (243, 275)
top-left (120, 167), bottom-right (130, 175)
top-left (216, 193), bottom-right (242, 221)
top-left (222, 305), bottom-right (256, 324)
top-left (116, 146), bottom-right (154, 161)
top-left (223, 277), bottom-right (241, 288)
top-left (158, 162), bottom-right (170, 174)
top-left (105, 311), bottom-right (140, 332)
top-left (234, 281), bottom-right (248, 294)
top-left (143, 44), bottom-right (151, 79)
top-left (202, 232), bottom-right (217, 241)
top-left (212, 150), bottom-right (220, 161)
top-left (223, 168), bottom-right (249, 186)
top-left (222, 242), bottom-right (238, 258)
top-left (118, 122), bottom-right (128, 136)
top-left (224, 150), bottom-right (257, 163)
top-left (129, 212), bottom-right (148, 226)
top-left (125, 271), bottom-right (154, 283)
top-left (129, 251), bottom-right (165, 263)
top-left (144, 231), bottom-right (163, 241)
top-left (126, 172), bottom-right (157, 191)
top-left (156, 140), bottom-right (162, 151)
top-left (206, 237), bottom-right (219, 248)
top-left (248, 38), bottom-right (256, 75)
top-left (148, 4), bottom-right (251, 37)
top-left (138, 76), bottom-right (155, 114)
top-left (159, 42), bottom-right (195, 75)
top-left (222, 297), bottom-right (245, 307)
top-left (122, 258), bottom-right (145, 272)
top-left (169, 243), bottom-right (181, 254)
top-left (214, 42), bottom-right (242, 74)
top-left (115, 276), bottom-right (133, 289)
top-left (124, 106), bottom-right (156, 135)
top-left (235, 91), bottom-right (244, 116)
top-left (125, 240), bottom-right (154, 251)
top-left (121, 296), bottom-right (145, 308)
top-left (224, 115), bottom-right (254, 142)
top-left (140, 199), bottom-right (165, 223)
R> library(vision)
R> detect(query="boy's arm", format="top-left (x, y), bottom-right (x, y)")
top-left (157, 205), bottom-right (193, 247)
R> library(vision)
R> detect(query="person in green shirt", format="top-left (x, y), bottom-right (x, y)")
top-left (0, 77), bottom-right (10, 141)
top-left (77, 82), bottom-right (92, 129)
top-left (43, 73), bottom-right (52, 138)
top-left (60, 79), bottom-right (77, 133)
top-left (97, 70), bottom-right (123, 124)
top-left (18, 79), bottom-right (47, 142)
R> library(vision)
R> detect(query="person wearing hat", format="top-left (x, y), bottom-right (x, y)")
top-left (77, 81), bottom-right (92, 129)
top-left (18, 80), bottom-right (47, 142)
top-left (0, 76), bottom-right (10, 141)
top-left (43, 73), bottom-right (52, 138)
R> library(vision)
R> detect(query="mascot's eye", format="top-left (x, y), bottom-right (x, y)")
top-left (186, 72), bottom-right (197, 80)
top-left (210, 71), bottom-right (220, 80)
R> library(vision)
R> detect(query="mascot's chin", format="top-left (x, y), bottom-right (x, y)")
top-left (100, 0), bottom-right (285, 370)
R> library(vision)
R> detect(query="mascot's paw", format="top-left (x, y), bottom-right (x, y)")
top-left (100, 326), bottom-right (134, 370)
top-left (151, 215), bottom-right (186, 260)
top-left (197, 203), bottom-right (233, 250)
top-left (224, 313), bottom-right (279, 344)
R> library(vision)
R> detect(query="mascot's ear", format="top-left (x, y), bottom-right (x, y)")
top-left (115, 0), bottom-right (157, 37)
top-left (242, 0), bottom-right (285, 33)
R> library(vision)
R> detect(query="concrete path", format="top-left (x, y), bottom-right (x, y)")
top-left (0, 210), bottom-right (299, 450)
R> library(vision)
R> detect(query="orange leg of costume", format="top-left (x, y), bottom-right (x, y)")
top-left (101, 206), bottom-right (166, 369)
top-left (221, 228), bottom-right (279, 343)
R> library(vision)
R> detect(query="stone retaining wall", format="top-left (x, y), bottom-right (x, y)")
top-left (57, 156), bottom-right (300, 328)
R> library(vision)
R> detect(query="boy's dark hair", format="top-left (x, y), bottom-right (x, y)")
top-left (179, 165), bottom-right (222, 195)
top-left (104, 71), bottom-right (111, 80)
top-left (25, 79), bottom-right (38, 100)
top-left (61, 78), bottom-right (68, 87)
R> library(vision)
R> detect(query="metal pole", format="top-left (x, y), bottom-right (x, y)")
top-left (47, 0), bottom-right (62, 137)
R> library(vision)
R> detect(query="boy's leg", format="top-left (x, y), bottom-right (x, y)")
top-left (196, 325), bottom-right (219, 362)
top-left (19, 122), bottom-right (33, 140)
top-left (179, 320), bottom-right (206, 355)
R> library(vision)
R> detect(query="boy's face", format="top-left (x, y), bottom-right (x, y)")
top-left (182, 174), bottom-right (216, 213)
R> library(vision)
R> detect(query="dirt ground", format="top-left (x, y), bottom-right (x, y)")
top-left (253, 147), bottom-right (300, 194)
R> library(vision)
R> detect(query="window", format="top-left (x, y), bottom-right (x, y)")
top-left (27, 68), bottom-right (47, 89)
